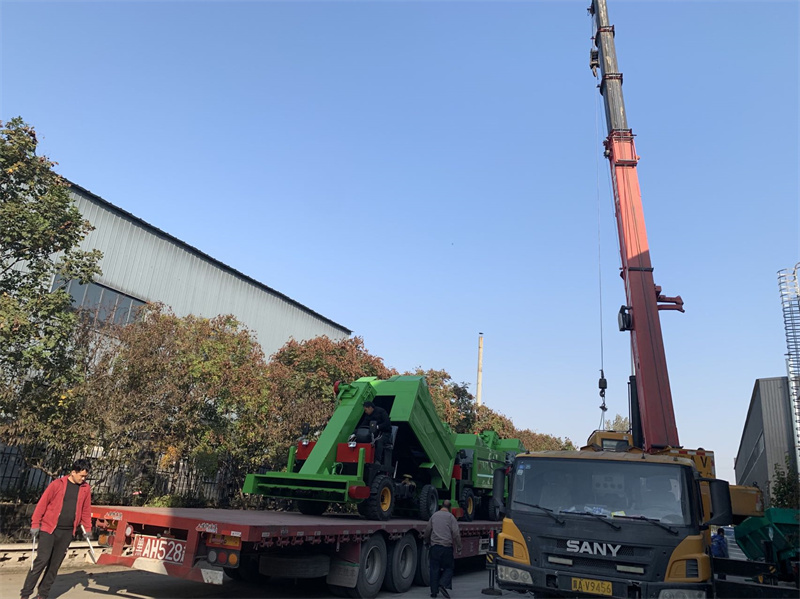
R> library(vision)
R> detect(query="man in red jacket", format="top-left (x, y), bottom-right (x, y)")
top-left (20, 459), bottom-right (92, 599)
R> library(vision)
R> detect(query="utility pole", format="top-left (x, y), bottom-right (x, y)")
top-left (476, 332), bottom-right (484, 407)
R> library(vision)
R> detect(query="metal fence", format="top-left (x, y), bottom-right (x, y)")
top-left (0, 443), bottom-right (241, 507)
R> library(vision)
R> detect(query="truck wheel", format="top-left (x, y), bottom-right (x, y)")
top-left (459, 487), bottom-right (476, 522)
top-left (413, 541), bottom-right (430, 587)
top-left (348, 534), bottom-right (387, 598)
top-left (297, 499), bottom-right (329, 516)
top-left (383, 532), bottom-right (418, 593)
top-left (417, 484), bottom-right (438, 520)
top-left (364, 474), bottom-right (395, 521)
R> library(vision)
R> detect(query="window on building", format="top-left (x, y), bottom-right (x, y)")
top-left (52, 276), bottom-right (146, 325)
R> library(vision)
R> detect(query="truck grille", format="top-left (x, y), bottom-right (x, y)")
top-left (537, 538), bottom-right (653, 578)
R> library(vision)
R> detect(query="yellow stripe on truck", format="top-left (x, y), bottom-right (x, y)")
top-left (664, 534), bottom-right (711, 583)
top-left (497, 518), bottom-right (530, 565)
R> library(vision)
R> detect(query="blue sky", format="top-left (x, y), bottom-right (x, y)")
top-left (2, 0), bottom-right (797, 484)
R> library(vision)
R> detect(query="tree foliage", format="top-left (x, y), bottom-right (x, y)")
top-left (264, 336), bottom-right (396, 467)
top-left (78, 304), bottom-right (271, 500)
top-left (770, 455), bottom-right (800, 509)
top-left (0, 117), bottom-right (102, 464)
top-left (604, 414), bottom-right (630, 432)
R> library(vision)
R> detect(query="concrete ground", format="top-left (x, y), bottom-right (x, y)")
top-left (0, 554), bottom-right (509, 599)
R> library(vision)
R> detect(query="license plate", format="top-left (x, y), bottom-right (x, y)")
top-left (571, 577), bottom-right (613, 596)
top-left (132, 534), bottom-right (187, 564)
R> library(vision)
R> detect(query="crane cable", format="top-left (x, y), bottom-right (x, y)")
top-left (592, 20), bottom-right (609, 431)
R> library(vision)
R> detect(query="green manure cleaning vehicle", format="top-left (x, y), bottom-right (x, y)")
top-left (243, 375), bottom-right (525, 522)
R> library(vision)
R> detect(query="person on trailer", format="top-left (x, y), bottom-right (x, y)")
top-left (423, 499), bottom-right (462, 598)
top-left (21, 458), bottom-right (93, 599)
top-left (359, 401), bottom-right (392, 466)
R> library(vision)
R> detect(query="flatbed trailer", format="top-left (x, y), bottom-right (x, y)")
top-left (91, 505), bottom-right (497, 598)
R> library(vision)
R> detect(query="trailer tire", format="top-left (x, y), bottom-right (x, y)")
top-left (417, 484), bottom-right (438, 520)
top-left (413, 541), bottom-right (430, 587)
top-left (383, 532), bottom-right (418, 593)
top-left (364, 474), bottom-right (395, 521)
top-left (297, 499), bottom-right (329, 516)
top-left (459, 487), bottom-right (476, 522)
top-left (347, 534), bottom-right (387, 598)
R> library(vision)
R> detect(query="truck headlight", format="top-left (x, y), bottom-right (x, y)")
top-left (497, 565), bottom-right (533, 584)
top-left (657, 590), bottom-right (706, 599)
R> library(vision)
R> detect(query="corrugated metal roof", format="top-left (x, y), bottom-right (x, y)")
top-left (66, 180), bottom-right (351, 357)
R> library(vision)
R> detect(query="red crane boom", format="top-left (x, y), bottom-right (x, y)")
top-left (590, 0), bottom-right (683, 451)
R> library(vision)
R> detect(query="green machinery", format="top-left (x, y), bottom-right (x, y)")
top-left (243, 375), bottom-right (525, 521)
top-left (734, 508), bottom-right (800, 584)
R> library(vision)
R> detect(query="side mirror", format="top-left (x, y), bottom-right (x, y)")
top-left (301, 422), bottom-right (310, 436)
top-left (701, 478), bottom-right (733, 526)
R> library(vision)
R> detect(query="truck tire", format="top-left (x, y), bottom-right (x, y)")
top-left (459, 487), bottom-right (476, 522)
top-left (297, 499), bottom-right (329, 516)
top-left (348, 534), bottom-right (387, 598)
top-left (413, 541), bottom-right (430, 587)
top-left (417, 484), bottom-right (438, 520)
top-left (383, 532), bottom-right (418, 593)
top-left (478, 495), bottom-right (502, 521)
top-left (364, 474), bottom-right (395, 521)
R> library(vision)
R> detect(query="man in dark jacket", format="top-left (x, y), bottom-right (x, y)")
top-left (360, 401), bottom-right (392, 466)
top-left (21, 458), bottom-right (93, 599)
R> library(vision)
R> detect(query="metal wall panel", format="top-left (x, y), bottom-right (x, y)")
top-left (68, 185), bottom-right (351, 358)
top-left (734, 377), bottom-right (793, 505)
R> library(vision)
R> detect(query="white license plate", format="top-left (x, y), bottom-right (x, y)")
top-left (132, 535), bottom-right (187, 564)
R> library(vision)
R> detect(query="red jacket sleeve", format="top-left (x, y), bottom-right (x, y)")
top-left (31, 480), bottom-right (58, 529)
top-left (79, 484), bottom-right (93, 532)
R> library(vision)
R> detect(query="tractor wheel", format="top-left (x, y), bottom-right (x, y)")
top-left (417, 484), bottom-right (438, 521)
top-left (382, 532), bottom-right (418, 593)
top-left (297, 500), bottom-right (329, 516)
top-left (459, 487), bottom-right (476, 522)
top-left (347, 534), bottom-right (387, 598)
top-left (363, 474), bottom-right (395, 521)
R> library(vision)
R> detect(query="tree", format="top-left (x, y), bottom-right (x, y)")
top-left (0, 117), bottom-right (102, 471)
top-left (604, 414), bottom-right (630, 432)
top-left (79, 304), bottom-right (271, 502)
top-left (770, 455), bottom-right (800, 509)
top-left (264, 336), bottom-right (396, 468)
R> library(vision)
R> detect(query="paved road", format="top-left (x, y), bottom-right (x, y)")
top-left (1, 556), bottom-right (507, 599)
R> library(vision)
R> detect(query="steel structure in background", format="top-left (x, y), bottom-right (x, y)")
top-left (777, 262), bottom-right (800, 478)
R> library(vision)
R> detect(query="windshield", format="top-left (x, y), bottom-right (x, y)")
top-left (511, 457), bottom-right (692, 526)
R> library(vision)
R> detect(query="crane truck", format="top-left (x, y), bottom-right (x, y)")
top-left (494, 1), bottom-right (799, 598)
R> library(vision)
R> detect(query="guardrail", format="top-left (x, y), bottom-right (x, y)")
top-left (0, 541), bottom-right (108, 571)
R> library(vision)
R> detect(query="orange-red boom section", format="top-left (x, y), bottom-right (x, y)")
top-left (591, 0), bottom-right (681, 450)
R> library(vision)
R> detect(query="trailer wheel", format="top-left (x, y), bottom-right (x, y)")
top-left (413, 540), bottom-right (430, 587)
top-left (417, 484), bottom-right (438, 520)
top-left (364, 474), bottom-right (395, 520)
top-left (297, 499), bottom-right (329, 516)
top-left (459, 487), bottom-right (476, 522)
top-left (347, 534), bottom-right (387, 598)
top-left (383, 532), bottom-right (418, 593)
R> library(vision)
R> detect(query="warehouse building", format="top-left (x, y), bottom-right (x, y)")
top-left (734, 376), bottom-right (796, 506)
top-left (64, 182), bottom-right (351, 355)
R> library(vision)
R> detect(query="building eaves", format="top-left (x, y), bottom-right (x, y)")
top-left (66, 179), bottom-right (352, 336)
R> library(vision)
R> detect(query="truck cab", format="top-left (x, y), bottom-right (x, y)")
top-left (496, 451), bottom-right (732, 598)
